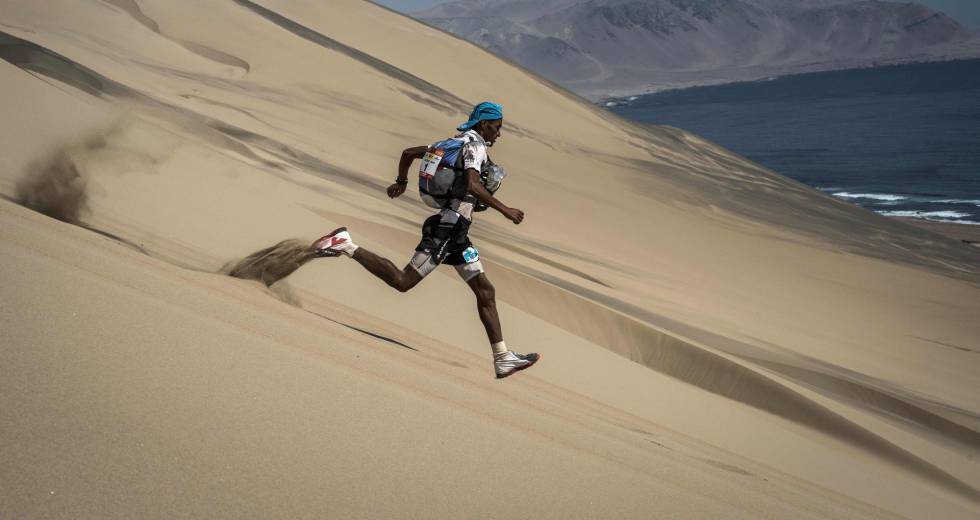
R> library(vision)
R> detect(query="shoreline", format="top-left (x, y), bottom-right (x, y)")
top-left (895, 217), bottom-right (980, 246)
top-left (598, 61), bottom-right (980, 232)
top-left (593, 55), bottom-right (980, 104)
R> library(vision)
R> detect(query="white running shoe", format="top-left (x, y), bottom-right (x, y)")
top-left (494, 350), bottom-right (540, 379)
top-left (312, 227), bottom-right (357, 257)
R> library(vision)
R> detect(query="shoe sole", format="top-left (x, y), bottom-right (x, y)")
top-left (495, 353), bottom-right (541, 380)
top-left (312, 226), bottom-right (348, 257)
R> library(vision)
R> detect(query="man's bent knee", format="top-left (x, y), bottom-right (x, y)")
top-left (394, 278), bottom-right (414, 293)
top-left (392, 267), bottom-right (423, 293)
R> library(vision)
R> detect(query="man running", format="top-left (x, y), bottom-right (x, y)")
top-left (311, 102), bottom-right (540, 379)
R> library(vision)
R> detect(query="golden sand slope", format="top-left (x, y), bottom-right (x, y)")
top-left (1, 1), bottom-right (978, 518)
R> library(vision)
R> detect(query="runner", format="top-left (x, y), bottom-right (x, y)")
top-left (312, 102), bottom-right (540, 379)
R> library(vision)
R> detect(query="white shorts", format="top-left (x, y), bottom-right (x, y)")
top-left (408, 210), bottom-right (485, 282)
top-left (410, 250), bottom-right (484, 282)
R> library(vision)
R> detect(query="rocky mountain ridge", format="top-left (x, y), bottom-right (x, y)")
top-left (414, 0), bottom-right (980, 98)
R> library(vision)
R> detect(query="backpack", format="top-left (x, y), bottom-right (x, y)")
top-left (417, 137), bottom-right (469, 209)
top-left (417, 135), bottom-right (504, 210)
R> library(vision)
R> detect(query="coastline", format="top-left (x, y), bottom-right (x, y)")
top-left (896, 217), bottom-right (980, 246)
top-left (592, 54), bottom-right (980, 103)
top-left (600, 60), bottom-right (980, 229)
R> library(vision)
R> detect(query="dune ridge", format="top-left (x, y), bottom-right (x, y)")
top-left (480, 249), bottom-right (980, 502)
top-left (102, 0), bottom-right (250, 76)
top-left (233, 0), bottom-right (469, 115)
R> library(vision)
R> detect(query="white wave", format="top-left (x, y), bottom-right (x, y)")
top-left (933, 199), bottom-right (980, 206)
top-left (877, 210), bottom-right (972, 219)
top-left (833, 192), bottom-right (907, 202)
top-left (932, 219), bottom-right (980, 225)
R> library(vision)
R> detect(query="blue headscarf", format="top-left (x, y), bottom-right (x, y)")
top-left (457, 102), bottom-right (503, 131)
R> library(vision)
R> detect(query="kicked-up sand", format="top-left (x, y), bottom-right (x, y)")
top-left (1, 1), bottom-right (979, 518)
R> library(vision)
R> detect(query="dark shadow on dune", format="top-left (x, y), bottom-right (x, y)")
top-left (914, 336), bottom-right (979, 355)
top-left (176, 40), bottom-right (251, 72)
top-left (222, 240), bottom-right (417, 351)
top-left (306, 310), bottom-right (417, 351)
top-left (752, 357), bottom-right (980, 452)
top-left (101, 0), bottom-right (159, 32)
top-left (486, 257), bottom-right (980, 503)
top-left (76, 223), bottom-right (151, 256)
top-left (0, 32), bottom-right (131, 97)
top-left (102, 0), bottom-right (250, 73)
top-left (520, 257), bottom-right (980, 450)
top-left (697, 458), bottom-right (753, 476)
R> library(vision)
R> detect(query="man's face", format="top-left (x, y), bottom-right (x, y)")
top-left (480, 119), bottom-right (502, 147)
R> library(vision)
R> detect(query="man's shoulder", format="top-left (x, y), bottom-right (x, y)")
top-left (461, 139), bottom-right (486, 154)
top-left (461, 141), bottom-right (487, 164)
top-left (462, 132), bottom-right (488, 155)
top-left (457, 130), bottom-right (486, 145)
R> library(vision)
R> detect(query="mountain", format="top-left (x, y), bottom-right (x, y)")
top-left (414, 0), bottom-right (980, 98)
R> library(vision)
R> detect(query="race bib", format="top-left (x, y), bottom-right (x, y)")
top-left (419, 149), bottom-right (444, 179)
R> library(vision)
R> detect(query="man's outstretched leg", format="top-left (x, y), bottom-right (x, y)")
top-left (315, 227), bottom-right (538, 379)
top-left (466, 273), bottom-right (540, 379)
top-left (312, 227), bottom-right (422, 292)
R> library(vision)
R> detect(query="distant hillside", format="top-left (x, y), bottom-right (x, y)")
top-left (414, 0), bottom-right (980, 98)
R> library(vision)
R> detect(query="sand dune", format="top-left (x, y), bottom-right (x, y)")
top-left (1, 1), bottom-right (979, 518)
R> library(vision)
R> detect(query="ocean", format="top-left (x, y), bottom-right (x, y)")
top-left (607, 59), bottom-right (980, 225)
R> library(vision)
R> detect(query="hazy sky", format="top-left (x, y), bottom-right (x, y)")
top-left (373, 0), bottom-right (980, 30)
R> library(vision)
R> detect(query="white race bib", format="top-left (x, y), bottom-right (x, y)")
top-left (419, 150), bottom-right (443, 179)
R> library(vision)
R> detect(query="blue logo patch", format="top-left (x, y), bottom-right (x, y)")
top-left (462, 246), bottom-right (479, 263)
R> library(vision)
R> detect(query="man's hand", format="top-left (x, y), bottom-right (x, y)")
top-left (390, 146), bottom-right (427, 199)
top-left (464, 168), bottom-right (523, 224)
top-left (502, 207), bottom-right (524, 225)
top-left (387, 182), bottom-right (407, 198)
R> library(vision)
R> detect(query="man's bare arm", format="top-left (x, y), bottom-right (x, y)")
top-left (397, 146), bottom-right (428, 182)
top-left (466, 169), bottom-right (524, 224)
top-left (388, 145), bottom-right (428, 198)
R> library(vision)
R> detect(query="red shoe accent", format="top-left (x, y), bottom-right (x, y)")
top-left (313, 227), bottom-right (348, 256)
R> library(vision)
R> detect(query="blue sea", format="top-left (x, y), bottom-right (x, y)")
top-left (607, 59), bottom-right (980, 225)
